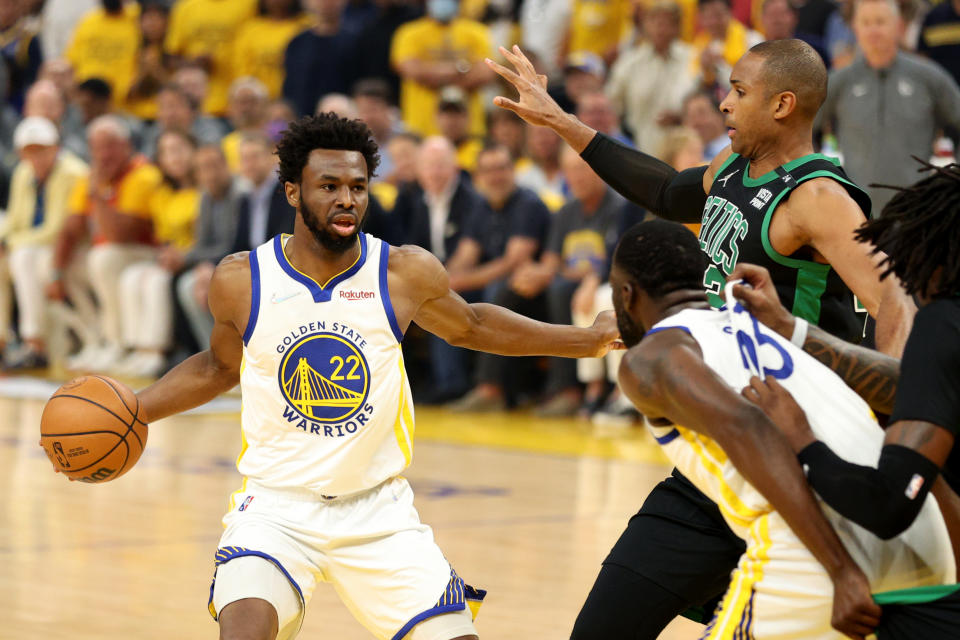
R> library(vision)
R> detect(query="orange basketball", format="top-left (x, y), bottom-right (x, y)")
top-left (39, 375), bottom-right (149, 483)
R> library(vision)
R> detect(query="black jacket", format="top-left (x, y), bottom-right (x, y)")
top-left (231, 184), bottom-right (297, 254)
top-left (395, 178), bottom-right (486, 261)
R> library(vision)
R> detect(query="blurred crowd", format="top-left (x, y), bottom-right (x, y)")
top-left (0, 0), bottom-right (957, 422)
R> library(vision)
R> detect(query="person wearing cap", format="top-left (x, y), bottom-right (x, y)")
top-left (549, 51), bottom-right (606, 113)
top-left (0, 117), bottom-right (88, 368)
top-left (436, 86), bottom-right (484, 172)
top-left (390, 0), bottom-right (494, 137)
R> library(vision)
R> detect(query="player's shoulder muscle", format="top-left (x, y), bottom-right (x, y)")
top-left (209, 251), bottom-right (252, 332)
top-left (787, 176), bottom-right (865, 240)
top-left (703, 146), bottom-right (734, 190)
top-left (387, 243), bottom-right (449, 302)
top-left (619, 329), bottom-right (704, 415)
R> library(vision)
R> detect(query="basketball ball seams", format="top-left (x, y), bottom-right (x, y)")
top-left (93, 374), bottom-right (136, 421)
top-left (46, 393), bottom-right (134, 433)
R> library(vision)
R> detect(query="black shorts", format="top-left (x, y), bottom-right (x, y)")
top-left (876, 584), bottom-right (960, 639)
top-left (571, 470), bottom-right (745, 640)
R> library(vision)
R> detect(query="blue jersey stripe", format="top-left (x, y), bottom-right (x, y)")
top-left (242, 249), bottom-right (261, 345)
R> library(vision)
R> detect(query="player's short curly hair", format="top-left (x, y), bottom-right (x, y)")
top-left (613, 220), bottom-right (708, 299)
top-left (276, 112), bottom-right (380, 185)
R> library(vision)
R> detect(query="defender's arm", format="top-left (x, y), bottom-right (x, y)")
top-left (137, 252), bottom-right (249, 423)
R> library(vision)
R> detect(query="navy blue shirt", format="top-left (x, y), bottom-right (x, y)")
top-left (463, 187), bottom-right (551, 262)
top-left (919, 1), bottom-right (960, 88)
top-left (282, 28), bottom-right (360, 117)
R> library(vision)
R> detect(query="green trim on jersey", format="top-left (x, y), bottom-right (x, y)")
top-left (759, 170), bottom-right (850, 323)
top-left (710, 152), bottom-right (741, 187)
top-left (742, 153), bottom-right (843, 187)
top-left (873, 584), bottom-right (960, 606)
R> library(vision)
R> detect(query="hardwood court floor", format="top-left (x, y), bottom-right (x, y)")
top-left (2, 388), bottom-right (701, 640)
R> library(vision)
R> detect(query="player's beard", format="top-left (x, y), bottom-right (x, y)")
top-left (301, 200), bottom-right (361, 254)
top-left (613, 298), bottom-right (645, 348)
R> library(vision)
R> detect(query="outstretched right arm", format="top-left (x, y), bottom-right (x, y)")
top-left (137, 252), bottom-right (250, 423)
top-left (485, 45), bottom-right (719, 223)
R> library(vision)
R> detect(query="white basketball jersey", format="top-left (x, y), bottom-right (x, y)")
top-left (236, 233), bottom-right (414, 497)
top-left (644, 293), bottom-right (955, 590)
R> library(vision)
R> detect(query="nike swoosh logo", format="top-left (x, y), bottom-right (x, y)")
top-left (270, 291), bottom-right (303, 304)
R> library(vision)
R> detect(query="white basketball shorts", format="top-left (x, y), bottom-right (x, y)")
top-left (207, 475), bottom-right (485, 640)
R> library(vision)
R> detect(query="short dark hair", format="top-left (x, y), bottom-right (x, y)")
top-left (258, 0), bottom-right (302, 15)
top-left (159, 82), bottom-right (199, 112)
top-left (613, 220), bottom-right (708, 299)
top-left (77, 77), bottom-right (112, 101)
top-left (698, 0), bottom-right (732, 9)
top-left (748, 39), bottom-right (827, 118)
top-left (276, 113), bottom-right (380, 184)
top-left (352, 77), bottom-right (393, 104)
top-left (855, 161), bottom-right (960, 299)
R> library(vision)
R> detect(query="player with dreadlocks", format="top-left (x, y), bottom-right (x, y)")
top-left (730, 162), bottom-right (960, 639)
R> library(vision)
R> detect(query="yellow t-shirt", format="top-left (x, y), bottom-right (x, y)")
top-left (221, 130), bottom-right (243, 174)
top-left (371, 182), bottom-right (398, 212)
top-left (164, 0), bottom-right (258, 115)
top-left (456, 137), bottom-right (484, 173)
top-left (233, 14), bottom-right (314, 99)
top-left (390, 17), bottom-right (492, 137)
top-left (64, 5), bottom-right (142, 109)
top-left (568, 0), bottom-right (632, 57)
top-left (150, 184), bottom-right (201, 250)
top-left (68, 157), bottom-right (163, 244)
top-left (692, 18), bottom-right (753, 69)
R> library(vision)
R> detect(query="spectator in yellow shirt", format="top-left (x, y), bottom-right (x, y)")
top-left (116, 129), bottom-right (200, 377)
top-left (64, 0), bottom-right (141, 111)
top-left (391, 0), bottom-right (494, 137)
top-left (50, 115), bottom-right (162, 372)
top-left (435, 86), bottom-right (484, 172)
top-left (221, 77), bottom-right (270, 173)
top-left (566, 0), bottom-right (632, 64)
top-left (164, 0), bottom-right (258, 116)
top-left (233, 0), bottom-right (313, 100)
top-left (0, 118), bottom-right (89, 369)
top-left (692, 0), bottom-right (761, 86)
top-left (127, 2), bottom-right (175, 121)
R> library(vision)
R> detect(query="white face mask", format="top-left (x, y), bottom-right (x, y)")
top-left (427, 0), bottom-right (459, 22)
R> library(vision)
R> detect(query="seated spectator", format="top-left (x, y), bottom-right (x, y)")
top-left (760, 0), bottom-right (830, 65)
top-left (49, 115), bottom-right (162, 372)
top-left (435, 86), bottom-right (483, 172)
top-left (655, 125), bottom-right (705, 233)
top-left (510, 145), bottom-right (641, 416)
top-left (316, 93), bottom-right (358, 118)
top-left (576, 91), bottom-right (633, 147)
top-left (384, 131), bottom-right (420, 187)
top-left (390, 0), bottom-right (494, 137)
top-left (164, 0), bottom-right (258, 116)
top-left (230, 132), bottom-right (296, 253)
top-left (115, 130), bottom-right (200, 377)
top-left (394, 136), bottom-right (486, 402)
top-left (691, 0), bottom-right (762, 89)
top-left (283, 0), bottom-right (359, 116)
top-left (126, 1), bottom-right (175, 121)
top-left (171, 62), bottom-right (210, 110)
top-left (0, 117), bottom-right (88, 368)
top-left (354, 78), bottom-right (403, 179)
top-left (606, 0), bottom-right (697, 152)
top-left (173, 144), bottom-right (244, 356)
top-left (565, 0), bottom-right (632, 64)
top-left (140, 84), bottom-right (227, 160)
top-left (824, 0), bottom-right (856, 69)
top-left (22, 79), bottom-right (75, 157)
top-left (682, 90), bottom-right (728, 160)
top-left (233, 0), bottom-right (312, 100)
top-left (265, 98), bottom-right (297, 143)
top-left (488, 109), bottom-right (527, 163)
top-left (221, 77), bottom-right (270, 172)
top-left (446, 144), bottom-right (552, 411)
top-left (64, 0), bottom-right (140, 112)
top-left (549, 51), bottom-right (605, 113)
top-left (0, 0), bottom-right (42, 112)
top-left (516, 123), bottom-right (566, 210)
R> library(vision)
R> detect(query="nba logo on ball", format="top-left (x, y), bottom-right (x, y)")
top-left (278, 331), bottom-right (371, 427)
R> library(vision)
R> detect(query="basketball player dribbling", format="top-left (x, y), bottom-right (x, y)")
top-left (134, 114), bottom-right (621, 640)
top-left (486, 39), bottom-right (919, 638)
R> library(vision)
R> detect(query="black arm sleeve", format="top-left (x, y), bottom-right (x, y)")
top-left (579, 133), bottom-right (708, 224)
top-left (797, 441), bottom-right (941, 540)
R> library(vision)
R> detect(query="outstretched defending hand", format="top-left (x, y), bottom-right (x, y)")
top-left (590, 310), bottom-right (625, 358)
top-left (730, 263), bottom-right (795, 339)
top-left (485, 45), bottom-right (564, 128)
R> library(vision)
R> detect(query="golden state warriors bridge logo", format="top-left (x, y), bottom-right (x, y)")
top-left (278, 331), bottom-right (372, 434)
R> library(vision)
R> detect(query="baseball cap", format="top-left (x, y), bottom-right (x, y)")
top-left (438, 86), bottom-right (468, 112)
top-left (14, 117), bottom-right (59, 150)
top-left (564, 51), bottom-right (606, 77)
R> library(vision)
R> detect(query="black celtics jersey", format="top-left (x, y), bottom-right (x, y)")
top-left (698, 152), bottom-right (872, 342)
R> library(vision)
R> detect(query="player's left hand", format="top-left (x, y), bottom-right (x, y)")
top-left (741, 376), bottom-right (816, 452)
top-left (589, 310), bottom-right (624, 358)
top-left (830, 564), bottom-right (882, 640)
